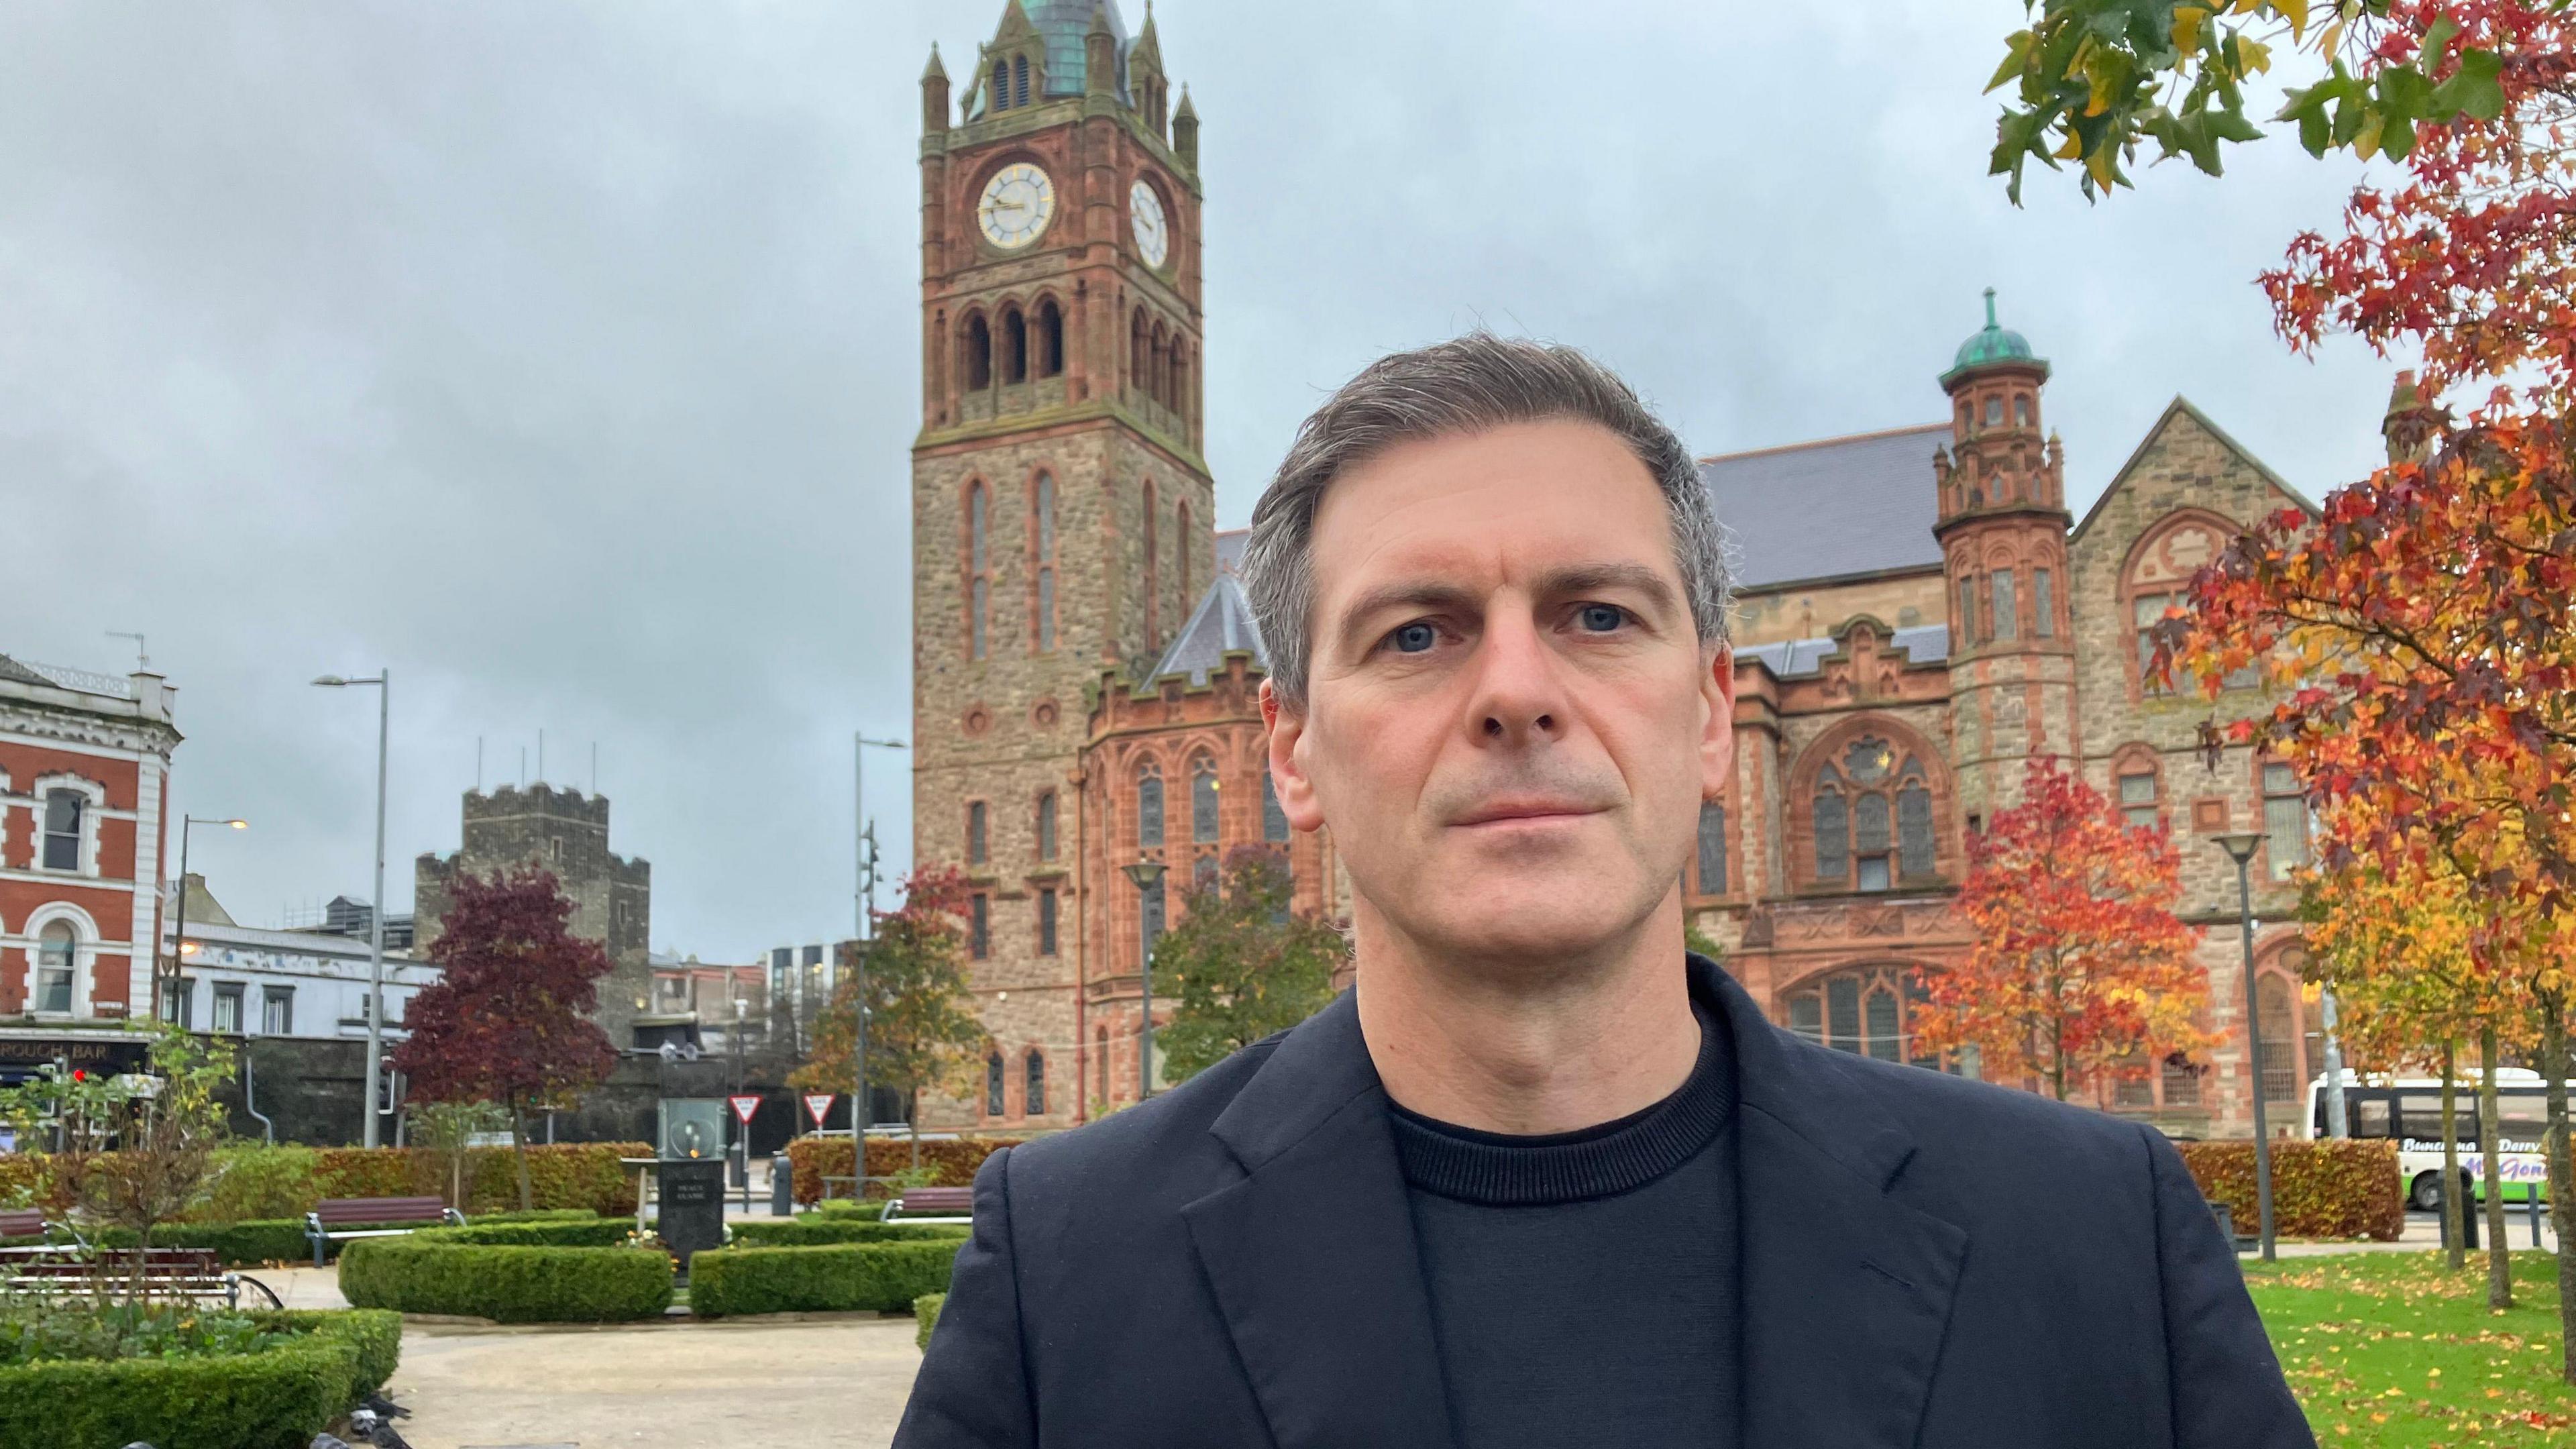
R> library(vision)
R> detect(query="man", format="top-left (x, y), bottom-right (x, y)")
top-left (897, 335), bottom-right (2312, 1448)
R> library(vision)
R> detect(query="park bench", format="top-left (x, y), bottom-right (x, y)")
top-left (3, 1245), bottom-right (282, 1309)
top-left (305, 1196), bottom-right (464, 1267)
top-left (0, 1208), bottom-right (88, 1258)
top-left (877, 1186), bottom-right (973, 1224)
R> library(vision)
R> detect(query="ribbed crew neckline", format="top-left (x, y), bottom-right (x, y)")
top-left (1387, 998), bottom-right (1735, 1206)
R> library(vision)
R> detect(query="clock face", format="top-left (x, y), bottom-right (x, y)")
top-left (1129, 179), bottom-right (1169, 268)
top-left (977, 163), bottom-right (1055, 250)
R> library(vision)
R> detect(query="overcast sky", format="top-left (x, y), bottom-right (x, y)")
top-left (5, 1), bottom-right (2393, 961)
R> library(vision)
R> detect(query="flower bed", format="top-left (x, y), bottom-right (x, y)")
top-left (0, 1307), bottom-right (398, 1449)
top-left (2177, 1139), bottom-right (2404, 1240)
top-left (688, 1240), bottom-right (962, 1317)
top-left (338, 1237), bottom-right (672, 1323)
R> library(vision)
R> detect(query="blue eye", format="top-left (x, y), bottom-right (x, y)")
top-left (1389, 623), bottom-right (1438, 653)
top-left (1577, 604), bottom-right (1625, 632)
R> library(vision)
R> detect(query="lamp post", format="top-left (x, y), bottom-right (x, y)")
top-left (167, 815), bottom-right (248, 1023)
top-left (315, 671), bottom-right (391, 1148)
top-left (853, 734), bottom-right (905, 1140)
top-left (1121, 860), bottom-right (1168, 1101)
top-left (2209, 830), bottom-right (2275, 1262)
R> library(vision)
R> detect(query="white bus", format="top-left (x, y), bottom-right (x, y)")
top-left (2308, 1069), bottom-right (2551, 1212)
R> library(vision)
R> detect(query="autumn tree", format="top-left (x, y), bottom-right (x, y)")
top-left (1152, 847), bottom-right (1346, 1085)
top-left (391, 867), bottom-right (616, 1211)
top-left (1913, 757), bottom-right (2211, 1102)
top-left (794, 866), bottom-right (984, 1167)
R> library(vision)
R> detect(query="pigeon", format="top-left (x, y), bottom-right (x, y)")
top-left (311, 1436), bottom-right (355, 1449)
top-left (360, 1391), bottom-right (412, 1420)
top-left (350, 1408), bottom-right (415, 1449)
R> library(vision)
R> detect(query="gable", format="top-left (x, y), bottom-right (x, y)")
top-left (2070, 396), bottom-right (2316, 550)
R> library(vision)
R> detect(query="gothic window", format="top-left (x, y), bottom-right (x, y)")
top-left (1032, 472), bottom-right (1057, 652)
top-left (1142, 479), bottom-right (1160, 647)
top-left (1261, 769), bottom-right (1289, 843)
top-left (1827, 976), bottom-right (1860, 1051)
top-left (1810, 734), bottom-right (1939, 889)
top-left (1990, 568), bottom-right (2017, 642)
top-left (985, 1049), bottom-right (1006, 1116)
top-left (1138, 871), bottom-right (1167, 963)
top-left (41, 790), bottom-right (85, 871)
top-left (1011, 54), bottom-right (1028, 109)
top-left (1957, 399), bottom-right (1974, 435)
top-left (1788, 994), bottom-right (1822, 1044)
top-left (990, 60), bottom-right (1009, 111)
top-left (1695, 802), bottom-right (1727, 894)
top-left (966, 802), bottom-right (988, 865)
top-left (2033, 566), bottom-right (2055, 638)
top-left (1000, 307), bottom-right (1028, 384)
top-left (1130, 309), bottom-right (1146, 395)
top-left (1190, 758), bottom-right (1219, 843)
top-left (963, 315), bottom-right (991, 390)
top-left (1983, 394), bottom-right (2002, 426)
top-left (1093, 1025), bottom-right (1109, 1101)
top-left (1175, 500), bottom-right (1193, 610)
top-left (970, 893), bottom-right (991, 959)
top-left (1781, 967), bottom-right (1961, 1072)
top-left (1149, 321), bottom-right (1169, 408)
top-left (1038, 888), bottom-right (1058, 956)
top-left (1026, 1049), bottom-right (1046, 1116)
top-left (967, 482), bottom-right (990, 661)
top-left (1957, 574), bottom-right (1980, 645)
top-left (1167, 335), bottom-right (1187, 413)
top-left (1136, 763), bottom-right (1165, 847)
top-left (1036, 791), bottom-right (1058, 862)
top-left (2014, 395), bottom-right (2032, 427)
top-left (2257, 972), bottom-right (2300, 1104)
top-left (1194, 852), bottom-right (1218, 894)
top-left (34, 922), bottom-right (76, 1014)
top-left (2132, 592), bottom-right (2171, 692)
top-left (2127, 514), bottom-right (2259, 696)
top-left (2262, 761), bottom-right (2310, 880)
top-left (1035, 299), bottom-right (1064, 377)
top-left (1865, 986), bottom-right (1902, 1062)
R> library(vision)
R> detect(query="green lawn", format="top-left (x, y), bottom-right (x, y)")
top-left (2248, 1251), bottom-right (2575, 1445)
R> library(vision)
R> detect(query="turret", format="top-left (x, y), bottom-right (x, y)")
top-left (1172, 85), bottom-right (1198, 170)
top-left (2383, 369), bottom-right (2436, 465)
top-left (922, 43), bottom-right (950, 136)
top-left (1130, 3), bottom-right (1168, 136)
top-left (1085, 4), bottom-right (1116, 98)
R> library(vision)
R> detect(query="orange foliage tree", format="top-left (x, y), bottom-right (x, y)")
top-left (1913, 757), bottom-right (2212, 1102)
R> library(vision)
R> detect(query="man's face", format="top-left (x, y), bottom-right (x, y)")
top-left (1265, 418), bottom-right (1733, 973)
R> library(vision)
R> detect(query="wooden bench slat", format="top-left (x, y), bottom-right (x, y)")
top-left (313, 1196), bottom-right (449, 1226)
top-left (0, 1210), bottom-right (47, 1238)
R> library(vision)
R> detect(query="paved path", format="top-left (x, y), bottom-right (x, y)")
top-left (387, 1314), bottom-right (923, 1449)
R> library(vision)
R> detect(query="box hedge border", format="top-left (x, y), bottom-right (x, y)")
top-left (0, 1142), bottom-right (651, 1219)
top-left (2176, 1138), bottom-right (2404, 1240)
top-left (914, 1292), bottom-right (945, 1351)
top-left (0, 1307), bottom-right (399, 1449)
top-left (338, 1237), bottom-right (672, 1323)
top-left (0, 1208), bottom-right (608, 1269)
top-left (729, 1218), bottom-right (970, 1248)
top-left (688, 1240), bottom-right (962, 1317)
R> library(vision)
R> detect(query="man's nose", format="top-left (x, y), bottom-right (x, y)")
top-left (1469, 608), bottom-right (1568, 746)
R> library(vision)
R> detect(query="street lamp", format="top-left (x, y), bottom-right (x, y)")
top-left (853, 734), bottom-right (905, 1138)
top-left (1122, 860), bottom-right (1169, 1101)
top-left (167, 816), bottom-right (248, 1022)
top-left (315, 671), bottom-right (392, 1148)
top-left (2209, 829), bottom-right (2275, 1262)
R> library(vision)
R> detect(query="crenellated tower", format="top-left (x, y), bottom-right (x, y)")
top-left (1931, 290), bottom-right (2080, 826)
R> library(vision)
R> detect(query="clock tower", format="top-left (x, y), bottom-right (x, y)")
top-left (911, 1), bottom-right (1211, 1127)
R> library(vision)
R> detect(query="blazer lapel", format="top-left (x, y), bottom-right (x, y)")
top-left (1181, 991), bottom-right (1455, 1449)
top-left (1707, 961), bottom-right (1969, 1448)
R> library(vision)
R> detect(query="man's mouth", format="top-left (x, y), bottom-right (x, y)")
top-left (1450, 800), bottom-right (1607, 828)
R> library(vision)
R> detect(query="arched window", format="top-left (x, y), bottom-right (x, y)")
top-left (963, 314), bottom-right (992, 390)
top-left (2125, 513), bottom-right (2257, 696)
top-left (966, 801), bottom-right (988, 866)
top-left (2261, 761), bottom-right (2310, 881)
top-left (1989, 568), bottom-right (2017, 642)
top-left (1025, 1049), bottom-right (1046, 1117)
top-left (2114, 747), bottom-right (2162, 830)
top-left (1036, 790), bottom-right (1058, 862)
top-left (967, 482), bottom-right (990, 661)
top-left (1138, 869), bottom-right (1167, 963)
top-left (42, 790), bottom-right (85, 872)
top-left (2257, 972), bottom-right (2301, 1106)
top-left (1191, 758), bottom-right (1220, 843)
top-left (1781, 965), bottom-right (1958, 1072)
top-left (1001, 307), bottom-right (1028, 384)
top-left (1011, 55), bottom-right (1028, 109)
top-left (1142, 478), bottom-right (1160, 647)
top-left (2033, 565), bottom-right (2055, 638)
top-left (1809, 733), bottom-right (1939, 890)
top-left (1032, 472), bottom-right (1057, 652)
top-left (1166, 335), bottom-right (1186, 412)
top-left (1695, 802), bottom-right (1727, 894)
top-left (1956, 573), bottom-right (1980, 646)
top-left (1983, 394), bottom-right (2003, 427)
top-left (985, 1049), bottom-right (1006, 1116)
top-left (1261, 769), bottom-right (1290, 843)
top-left (34, 922), bottom-right (76, 1014)
top-left (1130, 309), bottom-right (1147, 395)
top-left (1149, 321), bottom-right (1169, 408)
top-left (1194, 852), bottom-right (1219, 894)
top-left (1094, 1025), bottom-right (1109, 1101)
top-left (990, 60), bottom-right (1009, 111)
top-left (1034, 299), bottom-right (1064, 377)
top-left (1175, 500), bottom-right (1192, 610)
top-left (2014, 395), bottom-right (2032, 427)
top-left (1136, 762), bottom-right (1165, 848)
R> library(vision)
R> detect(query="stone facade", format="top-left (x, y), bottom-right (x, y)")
top-left (413, 784), bottom-right (653, 1044)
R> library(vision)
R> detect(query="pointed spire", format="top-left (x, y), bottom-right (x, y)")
top-left (1087, 0), bottom-right (1113, 38)
top-left (922, 40), bottom-right (947, 82)
top-left (922, 41), bottom-right (951, 135)
top-left (1172, 83), bottom-right (1199, 169)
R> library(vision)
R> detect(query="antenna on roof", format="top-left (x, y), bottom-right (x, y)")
top-left (476, 736), bottom-right (484, 792)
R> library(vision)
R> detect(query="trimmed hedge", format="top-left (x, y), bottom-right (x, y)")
top-left (339, 1238), bottom-right (672, 1323)
top-left (688, 1241), bottom-right (963, 1317)
top-left (785, 1137), bottom-right (1021, 1205)
top-left (419, 1217), bottom-right (631, 1248)
top-left (0, 1209), bottom-right (609, 1267)
top-left (0, 1308), bottom-right (399, 1449)
top-left (914, 1293), bottom-right (945, 1351)
top-left (0, 1142), bottom-right (651, 1219)
top-left (729, 1218), bottom-right (971, 1248)
top-left (2178, 1138), bottom-right (2405, 1241)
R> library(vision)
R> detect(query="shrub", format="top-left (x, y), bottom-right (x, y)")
top-left (0, 1308), bottom-right (398, 1449)
top-left (914, 1292), bottom-right (945, 1351)
top-left (0, 1142), bottom-right (651, 1219)
top-left (689, 1241), bottom-right (963, 1317)
top-left (339, 1238), bottom-right (672, 1323)
top-left (196, 1145), bottom-right (323, 1223)
top-left (419, 1218), bottom-right (631, 1248)
top-left (784, 1137), bottom-right (1021, 1205)
top-left (729, 1218), bottom-right (970, 1248)
top-left (2177, 1138), bottom-right (2404, 1240)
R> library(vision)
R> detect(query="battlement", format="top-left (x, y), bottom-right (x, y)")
top-left (462, 782), bottom-right (612, 826)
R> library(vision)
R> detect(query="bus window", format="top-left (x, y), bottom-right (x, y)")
top-left (2495, 1101), bottom-right (2548, 1153)
top-left (2351, 1097), bottom-right (2390, 1138)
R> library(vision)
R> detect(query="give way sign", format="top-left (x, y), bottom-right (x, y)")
top-left (727, 1094), bottom-right (761, 1126)
top-left (804, 1093), bottom-right (837, 1129)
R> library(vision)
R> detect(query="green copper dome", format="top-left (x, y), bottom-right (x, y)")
top-left (1943, 288), bottom-right (2046, 384)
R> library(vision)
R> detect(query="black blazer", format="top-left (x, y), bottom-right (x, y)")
top-left (897, 957), bottom-right (2314, 1448)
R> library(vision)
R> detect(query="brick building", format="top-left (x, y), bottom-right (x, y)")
top-left (909, 3), bottom-right (2322, 1138)
top-left (0, 654), bottom-right (179, 1045)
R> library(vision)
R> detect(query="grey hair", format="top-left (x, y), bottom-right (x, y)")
top-left (1242, 331), bottom-right (1733, 709)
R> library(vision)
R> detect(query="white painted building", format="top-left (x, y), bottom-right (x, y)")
top-left (163, 879), bottom-right (439, 1042)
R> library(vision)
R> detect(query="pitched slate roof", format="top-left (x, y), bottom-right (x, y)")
top-left (1697, 423), bottom-right (1951, 591)
top-left (1736, 624), bottom-right (1949, 679)
top-left (1152, 572), bottom-right (1266, 684)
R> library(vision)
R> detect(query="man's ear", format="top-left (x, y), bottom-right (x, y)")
top-left (1699, 646), bottom-right (1737, 802)
top-left (1260, 677), bottom-right (1327, 833)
